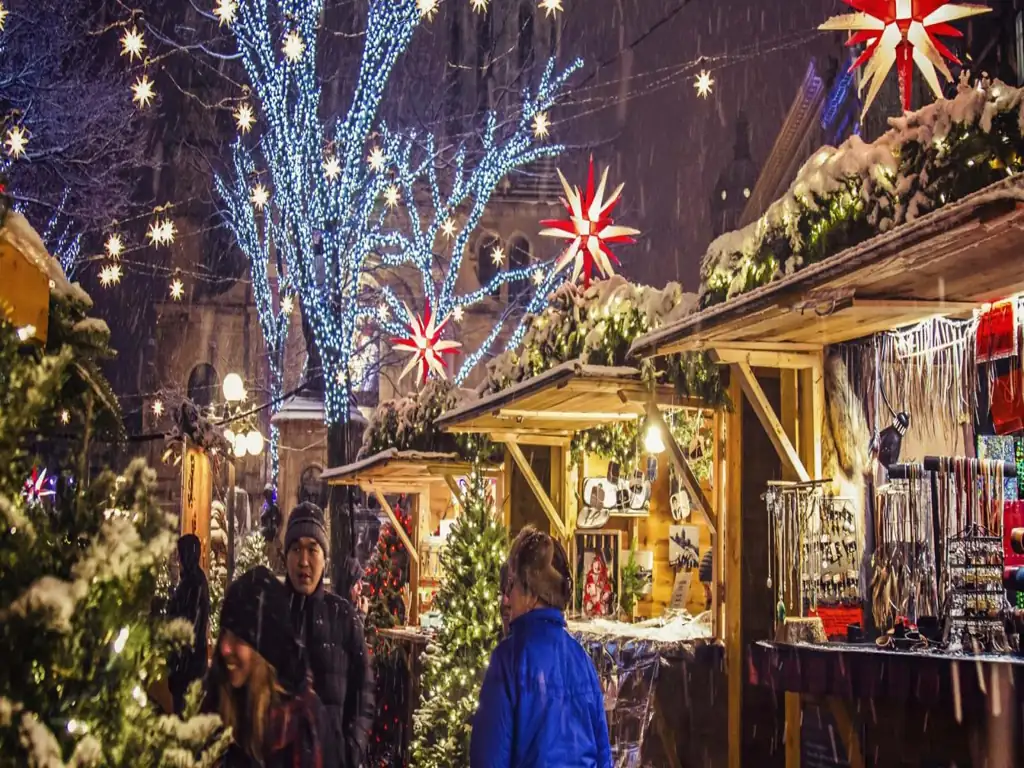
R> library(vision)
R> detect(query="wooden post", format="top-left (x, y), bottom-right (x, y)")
top-left (780, 370), bottom-right (802, 768)
top-left (506, 440), bottom-right (568, 539)
top-left (726, 376), bottom-right (743, 768)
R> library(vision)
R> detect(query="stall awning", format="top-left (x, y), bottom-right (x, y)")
top-left (630, 183), bottom-right (1024, 358)
top-left (321, 448), bottom-right (498, 492)
top-left (436, 359), bottom-right (703, 441)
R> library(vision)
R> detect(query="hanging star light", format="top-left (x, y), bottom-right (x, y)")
top-left (213, 0), bottom-right (238, 26)
top-left (282, 30), bottom-right (305, 62)
top-left (281, 294), bottom-right (295, 315)
top-left (490, 245), bottom-right (505, 266)
top-left (251, 183), bottom-right (270, 209)
top-left (148, 218), bottom-right (175, 246)
top-left (470, 0), bottom-right (489, 11)
top-left (5, 126), bottom-right (28, 159)
top-left (532, 268), bottom-right (546, 286)
top-left (59, 409), bottom-right (70, 425)
top-left (820, 0), bottom-right (990, 116)
top-left (383, 184), bottom-right (400, 208)
top-left (105, 234), bottom-right (124, 259)
top-left (539, 0), bottom-right (563, 16)
top-left (99, 263), bottom-right (123, 287)
top-left (0, 2), bottom-right (8, 31)
top-left (377, 304), bottom-right (390, 322)
top-left (453, 306), bottom-right (465, 322)
top-left (417, 0), bottom-right (439, 21)
top-left (392, 301), bottom-right (462, 384)
top-left (532, 112), bottom-right (551, 138)
top-left (234, 103), bottom-right (255, 134)
top-left (121, 26), bottom-right (146, 61)
top-left (22, 468), bottom-right (55, 506)
top-left (441, 218), bottom-right (457, 238)
top-left (132, 75), bottom-right (155, 108)
top-left (152, 400), bottom-right (164, 417)
top-left (694, 70), bottom-right (714, 99)
top-left (169, 278), bottom-right (184, 300)
top-left (160, 220), bottom-right (177, 244)
top-left (368, 146), bottom-right (386, 172)
top-left (324, 155), bottom-right (341, 180)
top-left (539, 157), bottom-right (641, 287)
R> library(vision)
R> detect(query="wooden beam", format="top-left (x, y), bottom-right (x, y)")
top-left (491, 431), bottom-right (572, 447)
top-left (827, 697), bottom-right (865, 768)
top-left (442, 474), bottom-right (462, 504)
top-left (710, 348), bottom-right (820, 369)
top-left (498, 409), bottom-right (636, 422)
top-left (725, 374), bottom-right (743, 768)
top-left (733, 362), bottom-right (811, 483)
top-left (372, 490), bottom-right (419, 566)
top-left (704, 340), bottom-right (824, 353)
top-left (505, 440), bottom-right (568, 540)
top-left (644, 402), bottom-right (717, 537)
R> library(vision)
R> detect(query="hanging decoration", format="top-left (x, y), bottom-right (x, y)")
top-left (975, 299), bottom-right (1017, 363)
top-left (819, 0), bottom-right (991, 116)
top-left (22, 467), bottom-right (55, 506)
top-left (540, 157), bottom-right (640, 288)
top-left (392, 301), bottom-right (462, 385)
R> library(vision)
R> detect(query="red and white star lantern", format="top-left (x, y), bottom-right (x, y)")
top-left (820, 0), bottom-right (990, 117)
top-left (392, 301), bottom-right (462, 384)
top-left (540, 157), bottom-right (640, 288)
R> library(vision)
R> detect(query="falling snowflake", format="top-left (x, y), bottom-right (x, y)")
top-left (392, 301), bottom-right (462, 384)
top-left (539, 157), bottom-right (641, 287)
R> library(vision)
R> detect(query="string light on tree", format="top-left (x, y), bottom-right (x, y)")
top-left (169, 278), bottom-right (184, 301)
top-left (105, 234), bottom-right (124, 259)
top-left (99, 263), bottom-right (122, 287)
top-left (132, 75), bottom-right (155, 108)
top-left (213, 0), bottom-right (238, 26)
top-left (540, 157), bottom-right (641, 287)
top-left (819, 0), bottom-right (990, 116)
top-left (282, 30), bottom-right (305, 62)
top-left (392, 302), bottom-right (462, 384)
top-left (251, 183), bottom-right (270, 210)
top-left (532, 112), bottom-right (550, 138)
top-left (120, 26), bottom-right (146, 61)
top-left (539, 0), bottom-right (563, 16)
top-left (694, 70), bottom-right (714, 98)
top-left (234, 103), bottom-right (255, 134)
top-left (5, 126), bottom-right (28, 159)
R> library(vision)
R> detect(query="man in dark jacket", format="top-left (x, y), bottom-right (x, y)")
top-left (168, 534), bottom-right (210, 714)
top-left (285, 502), bottom-right (374, 768)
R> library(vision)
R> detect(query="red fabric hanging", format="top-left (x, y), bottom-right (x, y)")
top-left (977, 300), bottom-right (1017, 363)
top-left (991, 370), bottom-right (1024, 435)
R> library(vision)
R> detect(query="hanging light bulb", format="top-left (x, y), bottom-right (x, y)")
top-left (643, 420), bottom-right (665, 454)
top-left (246, 429), bottom-right (265, 456)
top-left (233, 435), bottom-right (248, 458)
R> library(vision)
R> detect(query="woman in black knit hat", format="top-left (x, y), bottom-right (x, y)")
top-left (206, 567), bottom-right (325, 768)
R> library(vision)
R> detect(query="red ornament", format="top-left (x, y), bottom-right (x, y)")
top-left (539, 156), bottom-right (640, 288)
top-left (820, 0), bottom-right (990, 116)
top-left (391, 299), bottom-right (461, 385)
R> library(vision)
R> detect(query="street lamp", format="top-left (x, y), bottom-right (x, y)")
top-left (222, 372), bottom-right (246, 403)
top-left (223, 371), bottom-right (263, 582)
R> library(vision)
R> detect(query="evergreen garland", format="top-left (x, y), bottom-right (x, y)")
top-left (411, 467), bottom-right (505, 767)
top-left (700, 76), bottom-right (1024, 309)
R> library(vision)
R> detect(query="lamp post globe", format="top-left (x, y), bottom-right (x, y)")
top-left (222, 372), bottom-right (246, 403)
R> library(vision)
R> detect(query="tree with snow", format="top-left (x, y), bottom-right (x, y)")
top-left (0, 284), bottom-right (227, 766)
top-left (411, 465), bottom-right (505, 767)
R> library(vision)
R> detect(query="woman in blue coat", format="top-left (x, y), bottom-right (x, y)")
top-left (471, 526), bottom-right (612, 768)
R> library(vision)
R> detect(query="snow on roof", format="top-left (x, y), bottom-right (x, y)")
top-left (271, 394), bottom-right (367, 424)
top-left (0, 211), bottom-right (75, 299)
top-left (321, 448), bottom-right (465, 481)
top-left (699, 75), bottom-right (1024, 307)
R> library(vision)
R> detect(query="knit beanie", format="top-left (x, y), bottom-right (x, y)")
top-left (285, 502), bottom-right (328, 556)
top-left (219, 566), bottom-right (305, 692)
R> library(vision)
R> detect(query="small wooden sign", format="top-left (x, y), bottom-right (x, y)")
top-left (181, 442), bottom-right (213, 572)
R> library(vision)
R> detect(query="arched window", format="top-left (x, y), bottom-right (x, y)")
top-left (477, 233), bottom-right (503, 297)
top-left (187, 363), bottom-right (219, 410)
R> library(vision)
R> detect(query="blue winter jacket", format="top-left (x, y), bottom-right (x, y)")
top-left (470, 607), bottom-right (612, 768)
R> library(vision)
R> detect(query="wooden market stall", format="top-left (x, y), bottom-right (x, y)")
top-left (0, 211), bottom-right (71, 344)
top-left (629, 181), bottom-right (1024, 768)
top-left (437, 359), bottom-right (731, 766)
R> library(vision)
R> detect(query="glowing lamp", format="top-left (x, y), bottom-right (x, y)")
top-left (222, 372), bottom-right (246, 403)
top-left (643, 421), bottom-right (666, 455)
top-left (245, 429), bottom-right (265, 456)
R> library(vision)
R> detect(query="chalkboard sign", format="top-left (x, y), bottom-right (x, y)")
top-left (801, 700), bottom-right (850, 768)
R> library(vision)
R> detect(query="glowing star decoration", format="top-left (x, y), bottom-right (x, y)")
top-left (5, 126), bottom-right (27, 159)
top-left (282, 30), bottom-right (305, 63)
top-left (251, 183), bottom-right (270, 210)
top-left (132, 75), bottom-right (155, 108)
top-left (470, 0), bottom-right (488, 12)
top-left (281, 294), bottom-right (295, 315)
top-left (169, 278), bottom-right (184, 300)
top-left (367, 146), bottom-right (386, 172)
top-left (539, 0), bottom-right (563, 16)
top-left (0, 2), bottom-right (8, 31)
top-left (820, 0), bottom-right (991, 116)
top-left (152, 400), bottom-right (164, 417)
top-left (323, 155), bottom-right (341, 180)
top-left (105, 234), bottom-right (124, 259)
top-left (59, 409), bottom-right (70, 425)
top-left (533, 268), bottom-right (546, 286)
top-left (532, 112), bottom-right (551, 138)
top-left (383, 185), bottom-right (400, 209)
top-left (23, 468), bottom-right (55, 506)
top-left (539, 157), bottom-right (641, 287)
top-left (453, 306), bottom-right (464, 322)
top-left (99, 263), bottom-right (122, 287)
top-left (490, 245), bottom-right (505, 266)
top-left (234, 103), bottom-right (255, 134)
top-left (213, 0), bottom-right (238, 26)
top-left (121, 26), bottom-right (146, 61)
top-left (441, 218), bottom-right (457, 238)
top-left (694, 70), bottom-right (714, 99)
top-left (392, 302), bottom-right (462, 384)
top-left (417, 0), bottom-right (439, 21)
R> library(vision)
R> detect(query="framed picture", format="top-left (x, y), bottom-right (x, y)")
top-left (574, 530), bottom-right (622, 618)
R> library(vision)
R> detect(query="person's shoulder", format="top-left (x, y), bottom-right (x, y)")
top-left (322, 592), bottom-right (360, 623)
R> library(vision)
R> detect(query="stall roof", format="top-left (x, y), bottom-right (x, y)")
top-left (630, 182), bottom-right (1024, 358)
top-left (321, 448), bottom-right (499, 490)
top-left (436, 359), bottom-right (706, 439)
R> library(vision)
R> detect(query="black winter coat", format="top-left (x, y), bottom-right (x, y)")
top-left (168, 536), bottom-right (209, 707)
top-left (288, 580), bottom-right (374, 768)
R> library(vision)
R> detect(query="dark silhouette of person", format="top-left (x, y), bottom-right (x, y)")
top-left (168, 534), bottom-right (210, 714)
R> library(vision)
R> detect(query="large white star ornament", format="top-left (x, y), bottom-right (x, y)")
top-left (392, 302), bottom-right (462, 385)
top-left (368, 146), bottom-right (386, 172)
top-left (820, 0), bottom-right (990, 117)
top-left (121, 27), bottom-right (147, 61)
top-left (539, 0), bottom-right (563, 17)
top-left (5, 126), bottom-right (28, 159)
top-left (532, 112), bottom-right (551, 138)
top-left (282, 30), bottom-right (305, 63)
top-left (234, 103), bottom-right (256, 134)
top-left (251, 183), bottom-right (270, 210)
top-left (214, 0), bottom-right (238, 26)
top-left (105, 234), bottom-right (124, 259)
top-left (539, 157), bottom-right (641, 287)
top-left (132, 75), bottom-right (156, 108)
top-left (170, 279), bottom-right (184, 300)
top-left (324, 155), bottom-right (341, 180)
top-left (694, 70), bottom-right (714, 99)
top-left (417, 0), bottom-right (439, 20)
